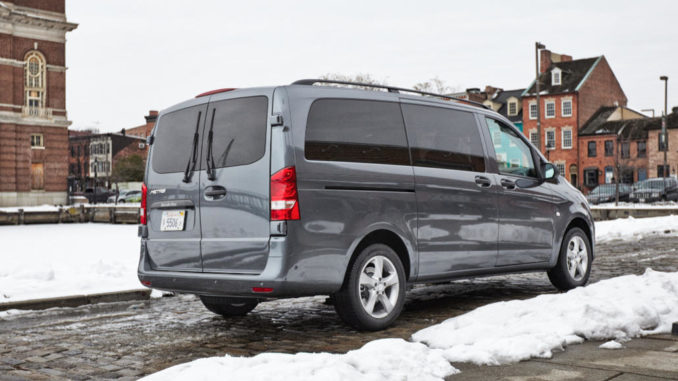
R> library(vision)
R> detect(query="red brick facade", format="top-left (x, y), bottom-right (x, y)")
top-left (0, 0), bottom-right (77, 206)
top-left (125, 110), bottom-right (158, 139)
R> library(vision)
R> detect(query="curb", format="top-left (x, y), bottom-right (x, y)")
top-left (0, 289), bottom-right (151, 312)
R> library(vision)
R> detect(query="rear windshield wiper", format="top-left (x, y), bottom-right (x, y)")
top-left (182, 111), bottom-right (202, 183)
top-left (206, 109), bottom-right (217, 181)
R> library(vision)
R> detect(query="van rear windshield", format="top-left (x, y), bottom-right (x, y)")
top-left (151, 104), bottom-right (205, 174)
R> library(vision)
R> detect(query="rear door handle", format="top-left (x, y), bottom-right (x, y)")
top-left (501, 179), bottom-right (516, 190)
top-left (474, 176), bottom-right (491, 188)
top-left (204, 186), bottom-right (227, 200)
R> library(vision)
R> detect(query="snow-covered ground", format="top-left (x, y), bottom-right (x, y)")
top-left (0, 224), bottom-right (141, 303)
top-left (0, 203), bottom-right (140, 213)
top-left (591, 201), bottom-right (678, 209)
top-left (596, 215), bottom-right (678, 243)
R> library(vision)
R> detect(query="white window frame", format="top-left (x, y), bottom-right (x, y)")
top-left (562, 99), bottom-right (573, 117)
top-left (24, 51), bottom-right (46, 115)
top-left (552, 68), bottom-right (562, 86)
top-left (529, 102), bottom-right (537, 120)
top-left (545, 129), bottom-right (556, 150)
top-left (545, 100), bottom-right (556, 119)
top-left (508, 101), bottom-right (517, 116)
top-left (529, 129), bottom-right (539, 147)
top-left (30, 133), bottom-right (44, 149)
top-left (556, 162), bottom-right (566, 178)
top-left (562, 127), bottom-right (573, 149)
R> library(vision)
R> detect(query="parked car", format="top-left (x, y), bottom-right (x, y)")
top-left (107, 189), bottom-right (142, 204)
top-left (137, 80), bottom-right (595, 330)
top-left (630, 177), bottom-right (678, 203)
top-left (586, 184), bottom-right (631, 204)
top-left (82, 187), bottom-right (114, 203)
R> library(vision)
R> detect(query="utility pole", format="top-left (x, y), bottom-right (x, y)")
top-left (660, 76), bottom-right (668, 183)
top-left (535, 42), bottom-right (546, 152)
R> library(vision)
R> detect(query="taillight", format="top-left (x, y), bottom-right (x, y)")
top-left (140, 183), bottom-right (147, 225)
top-left (270, 166), bottom-right (300, 221)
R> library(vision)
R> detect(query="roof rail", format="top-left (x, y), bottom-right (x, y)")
top-left (292, 79), bottom-right (489, 109)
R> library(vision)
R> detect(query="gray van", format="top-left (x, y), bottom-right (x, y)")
top-left (138, 80), bottom-right (594, 330)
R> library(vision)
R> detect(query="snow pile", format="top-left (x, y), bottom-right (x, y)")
top-left (599, 340), bottom-right (623, 350)
top-left (595, 215), bottom-right (678, 243)
top-left (0, 224), bottom-right (141, 303)
top-left (141, 338), bottom-right (457, 381)
top-left (412, 269), bottom-right (678, 365)
top-left (0, 204), bottom-right (61, 213)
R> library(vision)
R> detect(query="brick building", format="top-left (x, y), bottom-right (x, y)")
top-left (68, 132), bottom-right (147, 191)
top-left (648, 109), bottom-right (678, 178)
top-left (482, 88), bottom-right (526, 131)
top-left (124, 110), bottom-right (157, 139)
top-left (0, 0), bottom-right (77, 206)
top-left (521, 51), bottom-right (627, 188)
top-left (578, 106), bottom-right (650, 191)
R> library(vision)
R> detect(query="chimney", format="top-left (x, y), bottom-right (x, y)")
top-left (121, 128), bottom-right (126, 136)
top-left (560, 54), bottom-right (573, 62)
top-left (672, 106), bottom-right (678, 115)
top-left (145, 110), bottom-right (159, 124)
top-left (540, 49), bottom-right (552, 73)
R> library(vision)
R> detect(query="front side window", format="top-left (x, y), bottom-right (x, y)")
top-left (545, 101), bottom-right (555, 118)
top-left (588, 141), bottom-right (597, 157)
top-left (486, 118), bottom-right (536, 178)
top-left (637, 141), bottom-right (646, 157)
top-left (562, 100), bottom-right (572, 117)
top-left (562, 128), bottom-right (572, 149)
top-left (604, 140), bottom-right (614, 156)
top-left (402, 104), bottom-right (484, 172)
top-left (24, 51), bottom-right (46, 115)
top-left (546, 130), bottom-right (555, 149)
top-left (306, 99), bottom-right (409, 165)
top-left (529, 102), bottom-right (537, 119)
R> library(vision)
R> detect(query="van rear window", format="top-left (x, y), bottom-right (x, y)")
top-left (151, 104), bottom-right (205, 174)
top-left (305, 99), bottom-right (410, 165)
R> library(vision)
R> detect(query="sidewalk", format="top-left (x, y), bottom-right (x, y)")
top-left (451, 334), bottom-right (678, 380)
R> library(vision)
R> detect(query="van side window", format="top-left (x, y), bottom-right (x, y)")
top-left (485, 118), bottom-right (537, 178)
top-left (204, 96), bottom-right (268, 170)
top-left (401, 104), bottom-right (485, 172)
top-left (305, 99), bottom-right (409, 165)
top-left (151, 104), bottom-right (205, 174)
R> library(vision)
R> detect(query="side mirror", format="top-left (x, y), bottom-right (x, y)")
top-left (543, 163), bottom-right (558, 180)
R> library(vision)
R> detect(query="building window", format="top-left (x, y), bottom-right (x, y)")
top-left (529, 102), bottom-right (537, 119)
top-left (605, 166), bottom-right (614, 184)
top-left (638, 168), bottom-right (647, 181)
top-left (569, 164), bottom-right (578, 186)
top-left (621, 142), bottom-right (630, 158)
top-left (587, 141), bottom-right (597, 157)
top-left (529, 130), bottom-right (539, 147)
top-left (556, 162), bottom-right (565, 178)
top-left (604, 140), bottom-right (614, 156)
top-left (584, 168), bottom-right (599, 187)
top-left (552, 69), bottom-right (562, 86)
top-left (30, 133), bottom-right (43, 148)
top-left (658, 165), bottom-right (670, 178)
top-left (546, 130), bottom-right (555, 149)
top-left (622, 168), bottom-right (634, 184)
top-left (637, 141), bottom-right (646, 157)
top-left (508, 101), bottom-right (517, 116)
top-left (562, 99), bottom-right (572, 117)
top-left (545, 101), bottom-right (555, 118)
top-left (562, 128), bottom-right (572, 149)
top-left (24, 51), bottom-right (46, 116)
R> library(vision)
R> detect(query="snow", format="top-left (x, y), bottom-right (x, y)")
top-left (0, 203), bottom-right (140, 213)
top-left (599, 340), bottom-right (623, 349)
top-left (412, 269), bottom-right (678, 365)
top-left (0, 224), bottom-right (142, 303)
top-left (141, 338), bottom-right (458, 381)
top-left (0, 204), bottom-right (61, 213)
top-left (591, 201), bottom-right (678, 209)
top-left (595, 215), bottom-right (678, 243)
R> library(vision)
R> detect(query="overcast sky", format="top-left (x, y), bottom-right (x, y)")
top-left (66, 0), bottom-right (678, 132)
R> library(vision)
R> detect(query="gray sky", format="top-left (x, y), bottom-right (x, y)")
top-left (66, 0), bottom-right (678, 132)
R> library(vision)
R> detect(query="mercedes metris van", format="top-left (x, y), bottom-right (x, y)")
top-left (138, 80), bottom-right (595, 331)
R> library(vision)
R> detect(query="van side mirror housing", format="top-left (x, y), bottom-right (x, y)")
top-left (543, 163), bottom-right (558, 180)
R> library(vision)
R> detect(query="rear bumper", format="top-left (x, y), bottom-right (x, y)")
top-left (137, 238), bottom-right (342, 298)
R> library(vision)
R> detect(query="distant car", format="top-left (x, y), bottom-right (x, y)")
top-left (586, 184), bottom-right (631, 204)
top-left (107, 189), bottom-right (142, 204)
top-left (630, 178), bottom-right (678, 203)
top-left (83, 187), bottom-right (114, 203)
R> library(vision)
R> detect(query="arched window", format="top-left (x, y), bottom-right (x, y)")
top-left (24, 51), bottom-right (46, 116)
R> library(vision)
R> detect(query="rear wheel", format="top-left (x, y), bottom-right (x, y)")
top-left (334, 243), bottom-right (406, 331)
top-left (548, 227), bottom-right (592, 291)
top-left (199, 295), bottom-right (258, 317)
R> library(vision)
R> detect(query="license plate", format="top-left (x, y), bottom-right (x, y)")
top-left (160, 210), bottom-right (186, 231)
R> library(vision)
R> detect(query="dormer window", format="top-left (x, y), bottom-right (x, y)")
top-left (508, 101), bottom-right (517, 116)
top-left (552, 68), bottom-right (562, 86)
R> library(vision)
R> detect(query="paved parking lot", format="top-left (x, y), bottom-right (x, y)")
top-left (0, 235), bottom-right (677, 380)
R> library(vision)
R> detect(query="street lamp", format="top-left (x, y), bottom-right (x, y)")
top-left (660, 76), bottom-right (668, 181)
top-left (535, 42), bottom-right (546, 152)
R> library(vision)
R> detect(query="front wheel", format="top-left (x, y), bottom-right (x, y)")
top-left (548, 227), bottom-right (592, 291)
top-left (199, 295), bottom-right (258, 317)
top-left (334, 244), bottom-right (406, 331)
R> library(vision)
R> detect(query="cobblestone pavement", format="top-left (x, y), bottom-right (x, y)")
top-left (1, 235), bottom-right (676, 380)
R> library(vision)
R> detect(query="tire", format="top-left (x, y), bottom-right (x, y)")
top-left (334, 243), bottom-right (406, 331)
top-left (199, 295), bottom-right (258, 317)
top-left (548, 227), bottom-right (592, 291)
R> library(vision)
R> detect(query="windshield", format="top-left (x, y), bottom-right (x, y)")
top-left (590, 185), bottom-right (616, 195)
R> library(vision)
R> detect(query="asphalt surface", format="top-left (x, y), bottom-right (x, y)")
top-left (0, 235), bottom-right (677, 380)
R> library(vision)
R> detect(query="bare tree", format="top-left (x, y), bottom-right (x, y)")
top-left (413, 76), bottom-right (455, 94)
top-left (318, 73), bottom-right (390, 91)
